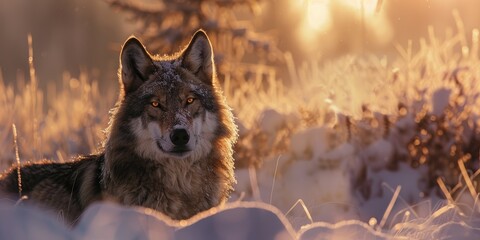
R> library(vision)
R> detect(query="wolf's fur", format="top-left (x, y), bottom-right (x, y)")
top-left (0, 30), bottom-right (237, 224)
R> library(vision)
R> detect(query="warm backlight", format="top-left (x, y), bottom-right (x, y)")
top-left (306, 0), bottom-right (332, 32)
top-left (303, 0), bottom-right (380, 33)
top-left (338, 0), bottom-right (379, 15)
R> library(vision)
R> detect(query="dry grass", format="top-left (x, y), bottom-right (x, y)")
top-left (0, 36), bottom-right (115, 169)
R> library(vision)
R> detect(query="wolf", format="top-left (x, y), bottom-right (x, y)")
top-left (0, 30), bottom-right (238, 225)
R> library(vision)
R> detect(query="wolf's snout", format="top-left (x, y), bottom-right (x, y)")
top-left (170, 129), bottom-right (190, 146)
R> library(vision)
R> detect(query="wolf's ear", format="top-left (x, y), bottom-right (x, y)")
top-left (182, 30), bottom-right (214, 85)
top-left (120, 37), bottom-right (155, 95)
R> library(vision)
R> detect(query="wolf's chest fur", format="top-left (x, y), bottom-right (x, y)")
top-left (103, 154), bottom-right (224, 220)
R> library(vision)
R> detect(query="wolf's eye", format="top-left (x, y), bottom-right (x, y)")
top-left (151, 101), bottom-right (160, 107)
top-left (186, 97), bottom-right (195, 105)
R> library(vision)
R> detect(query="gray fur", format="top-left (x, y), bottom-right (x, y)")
top-left (0, 30), bottom-right (238, 225)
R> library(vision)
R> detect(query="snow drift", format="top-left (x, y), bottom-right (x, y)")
top-left (1, 200), bottom-right (479, 239)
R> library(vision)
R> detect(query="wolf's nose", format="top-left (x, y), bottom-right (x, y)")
top-left (170, 129), bottom-right (190, 146)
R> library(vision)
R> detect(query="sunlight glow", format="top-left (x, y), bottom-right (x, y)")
top-left (303, 0), bottom-right (379, 33)
top-left (297, 0), bottom-right (391, 54)
top-left (306, 0), bottom-right (332, 32)
top-left (339, 0), bottom-right (379, 15)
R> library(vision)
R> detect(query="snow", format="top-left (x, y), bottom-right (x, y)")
top-left (431, 88), bottom-right (452, 116)
top-left (1, 200), bottom-right (479, 239)
top-left (0, 201), bottom-right (70, 240)
top-left (75, 203), bottom-right (175, 239)
top-left (0, 201), bottom-right (295, 240)
top-left (357, 162), bottom-right (429, 224)
top-left (174, 202), bottom-right (294, 240)
top-left (290, 127), bottom-right (329, 159)
top-left (258, 108), bottom-right (286, 135)
top-left (298, 220), bottom-right (389, 240)
top-left (362, 139), bottom-right (394, 172)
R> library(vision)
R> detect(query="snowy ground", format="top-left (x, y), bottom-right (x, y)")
top-left (1, 199), bottom-right (480, 239)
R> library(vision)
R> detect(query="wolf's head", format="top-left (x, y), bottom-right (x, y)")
top-left (107, 30), bottom-right (236, 162)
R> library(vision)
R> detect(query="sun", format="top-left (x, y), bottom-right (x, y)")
top-left (305, 0), bottom-right (332, 32)
top-left (339, 0), bottom-right (379, 15)
top-left (303, 0), bottom-right (380, 33)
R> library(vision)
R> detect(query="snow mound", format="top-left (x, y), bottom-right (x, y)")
top-left (75, 203), bottom-right (175, 239)
top-left (298, 220), bottom-right (388, 240)
top-left (0, 201), bottom-right (295, 240)
top-left (290, 127), bottom-right (329, 159)
top-left (362, 138), bottom-right (393, 171)
top-left (1, 201), bottom-right (479, 239)
top-left (258, 108), bottom-right (286, 136)
top-left (0, 201), bottom-right (70, 240)
top-left (176, 202), bottom-right (294, 240)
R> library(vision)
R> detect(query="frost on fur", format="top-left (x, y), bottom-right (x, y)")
top-left (120, 37), bottom-right (155, 95)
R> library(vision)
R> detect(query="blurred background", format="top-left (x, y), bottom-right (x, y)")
top-left (2, 0), bottom-right (480, 230)
top-left (1, 0), bottom-right (479, 87)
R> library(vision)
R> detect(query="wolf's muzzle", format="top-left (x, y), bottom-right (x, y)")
top-left (170, 129), bottom-right (190, 146)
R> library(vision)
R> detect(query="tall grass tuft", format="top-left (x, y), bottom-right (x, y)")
top-left (0, 36), bottom-right (114, 169)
